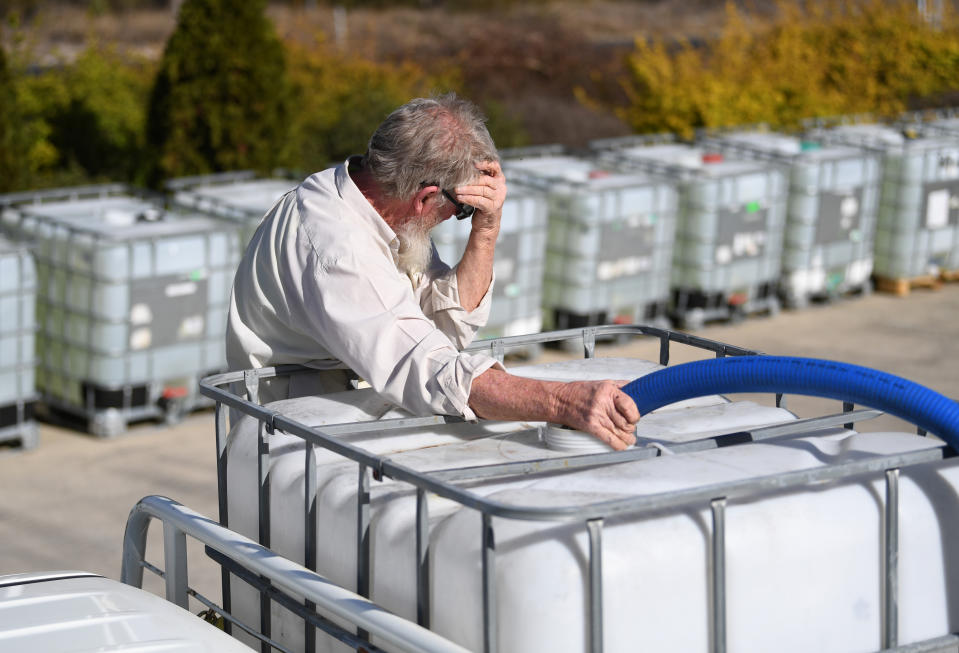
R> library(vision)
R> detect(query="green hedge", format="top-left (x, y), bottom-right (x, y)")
top-left (18, 45), bottom-right (153, 184)
top-left (611, 0), bottom-right (959, 138)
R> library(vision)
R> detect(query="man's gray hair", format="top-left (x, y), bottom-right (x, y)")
top-left (363, 93), bottom-right (499, 200)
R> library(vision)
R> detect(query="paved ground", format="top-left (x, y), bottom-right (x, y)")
top-left (1, 283), bottom-right (957, 610)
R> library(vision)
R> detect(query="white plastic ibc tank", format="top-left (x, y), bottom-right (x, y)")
top-left (0, 235), bottom-right (37, 443)
top-left (601, 143), bottom-right (787, 299)
top-left (428, 430), bottom-right (953, 653)
top-left (928, 116), bottom-right (959, 136)
top-left (502, 154), bottom-right (678, 329)
top-left (224, 357), bottom-right (809, 652)
top-left (0, 188), bottom-right (240, 419)
top-left (431, 182), bottom-right (548, 339)
top-left (705, 131), bottom-right (881, 304)
top-left (170, 174), bottom-right (297, 247)
top-left (820, 124), bottom-right (959, 279)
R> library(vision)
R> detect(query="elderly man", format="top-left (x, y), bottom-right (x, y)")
top-left (226, 94), bottom-right (639, 450)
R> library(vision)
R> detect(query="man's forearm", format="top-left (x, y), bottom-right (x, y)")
top-left (456, 227), bottom-right (498, 312)
top-left (467, 366), bottom-right (560, 423)
top-left (467, 367), bottom-right (641, 451)
top-left (452, 161), bottom-right (506, 312)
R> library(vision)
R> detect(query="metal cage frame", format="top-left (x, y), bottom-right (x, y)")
top-left (188, 325), bottom-right (955, 653)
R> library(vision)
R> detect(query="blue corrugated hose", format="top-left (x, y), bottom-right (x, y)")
top-left (621, 356), bottom-right (959, 449)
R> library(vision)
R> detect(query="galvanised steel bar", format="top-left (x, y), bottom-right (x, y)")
top-left (257, 420), bottom-right (272, 653)
top-left (378, 448), bottom-right (946, 524)
top-left (138, 557), bottom-right (294, 651)
top-left (881, 633), bottom-right (959, 652)
top-left (198, 327), bottom-right (764, 413)
top-left (845, 401), bottom-right (856, 431)
top-left (122, 496), bottom-right (470, 653)
top-left (162, 521), bottom-right (189, 610)
top-left (427, 410), bottom-right (883, 483)
top-left (357, 464), bottom-right (372, 642)
top-left (458, 325), bottom-right (760, 360)
top-left (244, 369), bottom-right (261, 405)
top-left (492, 339), bottom-right (505, 364)
top-left (416, 487), bottom-right (431, 628)
top-left (482, 512), bottom-right (497, 653)
top-left (710, 498), bottom-right (728, 653)
top-left (317, 414), bottom-right (463, 437)
top-left (214, 401), bottom-right (233, 634)
top-left (583, 327), bottom-right (597, 359)
top-left (587, 518), bottom-right (604, 653)
top-left (884, 468), bottom-right (901, 649)
top-left (187, 585), bottom-right (297, 653)
top-left (304, 443), bottom-right (318, 653)
top-left (207, 547), bottom-right (388, 653)
top-left (249, 393), bottom-right (943, 525)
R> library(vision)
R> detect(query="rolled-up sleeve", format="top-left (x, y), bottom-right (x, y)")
top-left (420, 261), bottom-right (494, 350)
top-left (298, 240), bottom-right (502, 420)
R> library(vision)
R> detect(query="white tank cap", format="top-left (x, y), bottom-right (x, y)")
top-left (544, 423), bottom-right (620, 453)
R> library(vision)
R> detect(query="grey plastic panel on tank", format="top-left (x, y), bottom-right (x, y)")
top-left (699, 130), bottom-right (881, 304)
top-left (0, 185), bottom-right (240, 433)
top-left (501, 152), bottom-right (679, 327)
top-left (432, 182), bottom-right (548, 339)
top-left (812, 123), bottom-right (959, 279)
top-left (593, 140), bottom-right (787, 309)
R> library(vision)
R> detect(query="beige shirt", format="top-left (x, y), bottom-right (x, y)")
top-left (226, 159), bottom-right (502, 419)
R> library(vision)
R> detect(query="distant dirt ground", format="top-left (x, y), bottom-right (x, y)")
top-left (10, 1), bottom-right (739, 61)
top-left (4, 0), bottom-right (765, 145)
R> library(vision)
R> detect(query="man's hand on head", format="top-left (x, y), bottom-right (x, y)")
top-left (455, 160), bottom-right (507, 237)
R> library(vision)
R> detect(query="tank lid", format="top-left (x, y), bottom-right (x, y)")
top-left (544, 423), bottom-right (618, 453)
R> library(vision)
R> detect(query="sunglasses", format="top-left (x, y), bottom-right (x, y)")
top-left (423, 182), bottom-right (476, 220)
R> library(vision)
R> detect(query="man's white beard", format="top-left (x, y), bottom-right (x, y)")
top-left (396, 221), bottom-right (433, 288)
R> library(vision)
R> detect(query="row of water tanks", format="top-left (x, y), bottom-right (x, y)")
top-left (1, 117), bottom-right (958, 443)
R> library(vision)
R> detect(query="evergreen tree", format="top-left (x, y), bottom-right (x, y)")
top-left (145, 0), bottom-right (291, 186)
top-left (0, 45), bottom-right (28, 192)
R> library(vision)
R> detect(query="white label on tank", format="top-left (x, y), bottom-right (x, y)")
top-left (165, 281), bottom-right (198, 298)
top-left (178, 315), bottom-right (205, 338)
top-left (130, 327), bottom-right (152, 351)
top-left (927, 189), bottom-right (950, 229)
top-left (732, 231), bottom-right (767, 258)
top-left (130, 303), bottom-right (153, 325)
top-left (597, 256), bottom-right (652, 280)
top-left (716, 245), bottom-right (732, 265)
top-left (840, 196), bottom-right (859, 226)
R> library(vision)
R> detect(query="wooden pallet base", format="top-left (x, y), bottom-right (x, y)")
top-left (940, 268), bottom-right (959, 282)
top-left (875, 274), bottom-right (942, 297)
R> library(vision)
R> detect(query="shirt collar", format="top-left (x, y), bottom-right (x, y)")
top-left (336, 156), bottom-right (400, 255)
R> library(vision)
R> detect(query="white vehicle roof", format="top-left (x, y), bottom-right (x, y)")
top-left (0, 571), bottom-right (250, 652)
